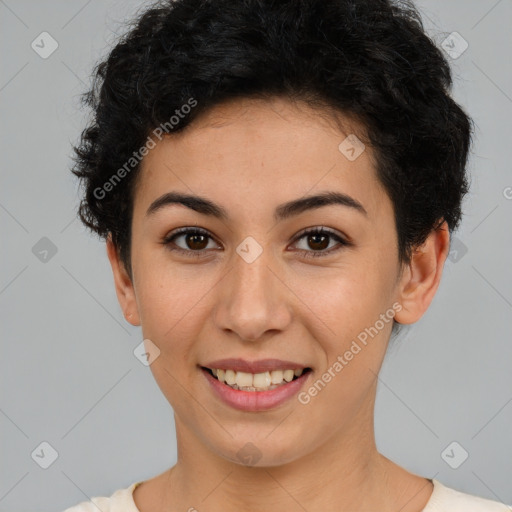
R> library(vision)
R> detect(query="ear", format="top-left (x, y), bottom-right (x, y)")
top-left (106, 233), bottom-right (141, 326)
top-left (394, 221), bottom-right (450, 325)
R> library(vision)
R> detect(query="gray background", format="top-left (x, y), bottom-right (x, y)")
top-left (1, 0), bottom-right (511, 510)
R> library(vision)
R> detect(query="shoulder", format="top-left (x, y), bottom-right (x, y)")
top-left (61, 482), bottom-right (141, 512)
top-left (423, 479), bottom-right (512, 512)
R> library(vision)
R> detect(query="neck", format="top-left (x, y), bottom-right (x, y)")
top-left (134, 383), bottom-right (434, 512)
top-left (160, 390), bottom-right (427, 511)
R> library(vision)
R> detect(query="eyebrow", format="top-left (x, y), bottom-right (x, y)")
top-left (145, 190), bottom-right (367, 222)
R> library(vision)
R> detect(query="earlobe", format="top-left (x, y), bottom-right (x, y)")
top-left (394, 221), bottom-right (450, 325)
top-left (106, 234), bottom-right (141, 326)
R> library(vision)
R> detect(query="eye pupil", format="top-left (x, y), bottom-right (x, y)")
top-left (308, 234), bottom-right (329, 251)
top-left (187, 234), bottom-right (208, 250)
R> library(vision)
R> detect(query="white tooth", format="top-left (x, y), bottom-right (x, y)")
top-left (270, 370), bottom-right (284, 384)
top-left (216, 368), bottom-right (301, 389)
top-left (212, 368), bottom-right (218, 377)
top-left (253, 371), bottom-right (272, 388)
top-left (283, 369), bottom-right (294, 382)
top-left (225, 369), bottom-right (236, 385)
top-left (236, 371), bottom-right (253, 387)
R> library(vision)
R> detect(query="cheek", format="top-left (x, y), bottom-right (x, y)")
top-left (317, 260), bottom-right (394, 331)
top-left (311, 257), bottom-right (396, 383)
top-left (132, 246), bottom-right (202, 330)
top-left (133, 260), bottom-right (220, 379)
top-left (306, 275), bottom-right (393, 416)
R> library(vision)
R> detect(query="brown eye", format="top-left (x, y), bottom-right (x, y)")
top-left (162, 227), bottom-right (219, 257)
top-left (291, 227), bottom-right (349, 258)
top-left (183, 232), bottom-right (209, 250)
top-left (161, 226), bottom-right (349, 259)
top-left (305, 233), bottom-right (330, 251)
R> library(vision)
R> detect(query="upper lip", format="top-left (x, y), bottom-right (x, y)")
top-left (201, 358), bottom-right (310, 374)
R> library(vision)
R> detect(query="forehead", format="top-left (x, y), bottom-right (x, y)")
top-left (134, 96), bottom-right (389, 222)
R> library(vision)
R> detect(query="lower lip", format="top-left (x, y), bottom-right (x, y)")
top-left (201, 367), bottom-right (311, 412)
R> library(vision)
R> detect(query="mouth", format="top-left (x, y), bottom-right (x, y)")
top-left (199, 358), bottom-right (313, 411)
top-left (201, 366), bottom-right (313, 392)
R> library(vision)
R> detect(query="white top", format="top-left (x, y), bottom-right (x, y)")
top-left (62, 479), bottom-right (512, 511)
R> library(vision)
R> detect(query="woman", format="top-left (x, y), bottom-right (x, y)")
top-left (63, 0), bottom-right (510, 510)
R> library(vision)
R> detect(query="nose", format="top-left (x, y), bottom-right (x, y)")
top-left (213, 242), bottom-right (292, 342)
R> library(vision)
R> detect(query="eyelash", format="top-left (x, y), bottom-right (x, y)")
top-left (161, 226), bottom-right (350, 259)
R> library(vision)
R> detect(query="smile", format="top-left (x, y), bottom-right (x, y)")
top-left (203, 367), bottom-right (311, 391)
top-left (200, 364), bottom-right (313, 412)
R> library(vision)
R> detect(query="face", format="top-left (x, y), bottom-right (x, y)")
top-left (108, 96), bottom-right (436, 467)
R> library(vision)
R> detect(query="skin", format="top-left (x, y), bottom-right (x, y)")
top-left (106, 96), bottom-right (450, 511)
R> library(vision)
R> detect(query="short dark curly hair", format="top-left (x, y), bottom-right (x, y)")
top-left (71, 0), bottom-right (473, 278)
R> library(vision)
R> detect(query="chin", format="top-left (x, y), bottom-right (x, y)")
top-left (210, 434), bottom-right (308, 468)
